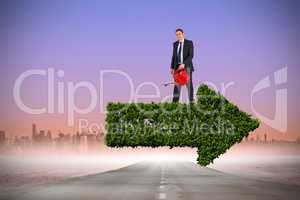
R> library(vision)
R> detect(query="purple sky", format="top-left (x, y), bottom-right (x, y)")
top-left (0, 0), bottom-right (299, 140)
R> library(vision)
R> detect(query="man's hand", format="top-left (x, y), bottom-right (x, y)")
top-left (178, 64), bottom-right (185, 70)
top-left (170, 68), bottom-right (174, 74)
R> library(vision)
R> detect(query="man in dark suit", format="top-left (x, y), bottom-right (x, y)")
top-left (170, 28), bottom-right (194, 103)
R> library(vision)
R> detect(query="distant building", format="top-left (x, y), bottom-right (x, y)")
top-left (79, 134), bottom-right (88, 152)
top-left (0, 130), bottom-right (5, 145)
top-left (15, 136), bottom-right (31, 149)
top-left (72, 131), bottom-right (81, 145)
top-left (55, 132), bottom-right (73, 151)
top-left (264, 133), bottom-right (267, 143)
top-left (46, 130), bottom-right (52, 140)
top-left (256, 134), bottom-right (260, 142)
top-left (32, 124), bottom-right (52, 147)
top-left (32, 123), bottom-right (37, 138)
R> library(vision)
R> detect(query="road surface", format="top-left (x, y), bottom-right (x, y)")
top-left (2, 161), bottom-right (300, 200)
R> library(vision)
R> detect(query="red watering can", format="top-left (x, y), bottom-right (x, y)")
top-left (163, 68), bottom-right (190, 86)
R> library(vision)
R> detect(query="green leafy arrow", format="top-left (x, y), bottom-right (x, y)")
top-left (105, 84), bottom-right (260, 166)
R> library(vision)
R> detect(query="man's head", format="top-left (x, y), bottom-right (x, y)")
top-left (175, 28), bottom-right (184, 42)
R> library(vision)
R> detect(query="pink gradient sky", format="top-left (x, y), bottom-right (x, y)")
top-left (0, 0), bottom-right (299, 141)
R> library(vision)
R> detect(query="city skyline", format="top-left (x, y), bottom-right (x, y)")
top-left (1, 122), bottom-right (299, 146)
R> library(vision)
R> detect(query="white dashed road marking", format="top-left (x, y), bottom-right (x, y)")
top-left (159, 192), bottom-right (166, 199)
top-left (158, 165), bottom-right (167, 199)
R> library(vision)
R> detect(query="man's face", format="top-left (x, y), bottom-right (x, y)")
top-left (176, 31), bottom-right (184, 41)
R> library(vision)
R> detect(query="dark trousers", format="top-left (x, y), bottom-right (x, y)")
top-left (172, 66), bottom-right (194, 103)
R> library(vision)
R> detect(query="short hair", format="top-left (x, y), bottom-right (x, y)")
top-left (175, 28), bottom-right (184, 33)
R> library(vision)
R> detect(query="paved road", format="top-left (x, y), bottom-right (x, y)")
top-left (2, 161), bottom-right (300, 200)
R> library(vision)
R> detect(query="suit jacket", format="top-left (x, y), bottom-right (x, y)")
top-left (171, 39), bottom-right (194, 72)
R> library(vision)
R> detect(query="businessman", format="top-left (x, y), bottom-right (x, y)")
top-left (170, 28), bottom-right (194, 103)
